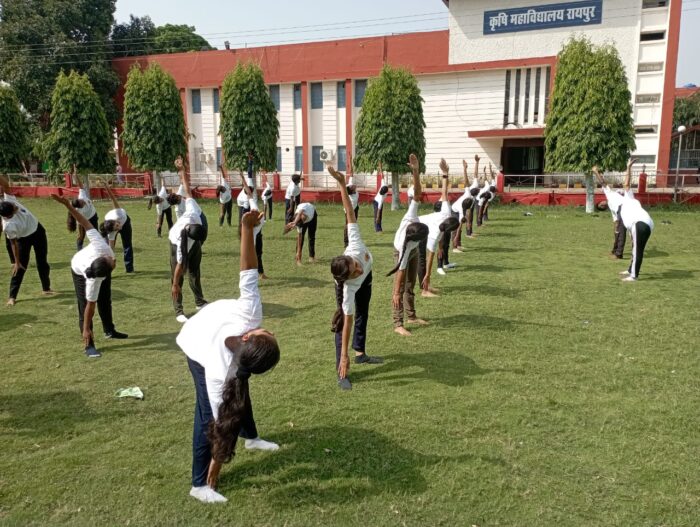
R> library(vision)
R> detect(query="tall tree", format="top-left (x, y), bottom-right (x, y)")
top-left (46, 71), bottom-right (114, 174)
top-left (111, 15), bottom-right (157, 58)
top-left (220, 63), bottom-right (279, 172)
top-left (154, 24), bottom-right (213, 54)
top-left (545, 38), bottom-right (635, 213)
top-left (354, 65), bottom-right (426, 210)
top-left (673, 92), bottom-right (700, 129)
top-left (0, 0), bottom-right (119, 130)
top-left (0, 85), bottom-right (30, 174)
top-left (121, 64), bottom-right (187, 180)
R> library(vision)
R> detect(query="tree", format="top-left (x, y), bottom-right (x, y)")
top-left (673, 92), bottom-right (700, 129)
top-left (45, 71), bottom-right (114, 174)
top-left (0, 0), bottom-right (120, 131)
top-left (0, 85), bottom-right (30, 173)
top-left (545, 38), bottom-right (635, 213)
top-left (354, 65), bottom-right (426, 210)
top-left (111, 15), bottom-right (157, 58)
top-left (220, 63), bottom-right (279, 172)
top-left (121, 64), bottom-right (187, 180)
top-left (154, 24), bottom-right (213, 54)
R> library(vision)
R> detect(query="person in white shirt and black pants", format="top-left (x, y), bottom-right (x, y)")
top-left (216, 165), bottom-right (233, 227)
top-left (101, 179), bottom-right (134, 273)
top-left (52, 194), bottom-right (127, 358)
top-left (372, 169), bottom-right (389, 232)
top-left (327, 164), bottom-right (383, 391)
top-left (594, 161), bottom-right (634, 259)
top-left (170, 158), bottom-right (208, 323)
top-left (284, 173), bottom-right (302, 223)
top-left (283, 202), bottom-right (317, 265)
top-left (67, 168), bottom-right (99, 251)
top-left (0, 183), bottom-right (53, 306)
top-left (176, 207), bottom-right (280, 504)
top-left (147, 182), bottom-right (173, 238)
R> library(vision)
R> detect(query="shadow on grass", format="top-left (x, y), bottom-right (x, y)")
top-left (435, 313), bottom-right (557, 330)
top-left (119, 332), bottom-right (179, 352)
top-left (222, 425), bottom-right (504, 506)
top-left (463, 264), bottom-right (520, 274)
top-left (441, 283), bottom-right (521, 297)
top-left (351, 352), bottom-right (508, 387)
top-left (0, 313), bottom-right (38, 332)
top-left (128, 270), bottom-right (171, 280)
top-left (0, 391), bottom-right (97, 438)
top-left (271, 276), bottom-right (328, 288)
top-left (646, 269), bottom-right (695, 280)
top-left (263, 302), bottom-right (302, 319)
top-left (645, 248), bottom-right (670, 258)
top-left (472, 246), bottom-right (520, 254)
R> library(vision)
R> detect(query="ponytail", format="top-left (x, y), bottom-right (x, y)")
top-left (180, 228), bottom-right (189, 273)
top-left (67, 211), bottom-right (77, 232)
top-left (330, 256), bottom-right (352, 333)
top-left (386, 221), bottom-right (429, 277)
top-left (99, 220), bottom-right (117, 239)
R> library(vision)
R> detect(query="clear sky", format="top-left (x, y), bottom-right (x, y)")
top-left (115, 0), bottom-right (699, 86)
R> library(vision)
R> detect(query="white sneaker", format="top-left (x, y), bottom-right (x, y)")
top-left (176, 314), bottom-right (188, 323)
top-left (452, 248), bottom-right (464, 253)
top-left (437, 268), bottom-right (446, 276)
top-left (444, 263), bottom-right (457, 269)
top-left (619, 270), bottom-right (630, 276)
top-left (189, 486), bottom-right (228, 503)
top-left (622, 276), bottom-right (637, 282)
top-left (245, 437), bottom-right (279, 451)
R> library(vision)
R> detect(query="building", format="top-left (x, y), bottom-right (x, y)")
top-left (112, 0), bottom-right (682, 184)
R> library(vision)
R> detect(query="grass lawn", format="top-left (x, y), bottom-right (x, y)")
top-left (1, 197), bottom-right (699, 526)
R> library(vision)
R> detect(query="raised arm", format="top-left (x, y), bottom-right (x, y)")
top-left (408, 153), bottom-right (422, 201)
top-left (489, 163), bottom-right (495, 180)
top-left (51, 194), bottom-right (94, 232)
top-left (623, 158), bottom-right (636, 191)
top-left (327, 165), bottom-right (355, 224)
top-left (219, 165), bottom-right (228, 186)
top-left (73, 165), bottom-right (84, 190)
top-left (240, 170), bottom-right (253, 198)
top-left (462, 159), bottom-right (469, 187)
top-left (101, 178), bottom-right (120, 209)
top-left (439, 158), bottom-right (449, 202)
top-left (240, 211), bottom-right (262, 272)
top-left (175, 156), bottom-right (192, 198)
top-left (474, 154), bottom-right (480, 181)
top-left (592, 165), bottom-right (606, 187)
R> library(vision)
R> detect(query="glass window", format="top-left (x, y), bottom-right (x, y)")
top-left (355, 79), bottom-right (367, 107)
top-left (635, 126), bottom-right (658, 134)
top-left (642, 0), bottom-right (667, 8)
top-left (269, 85), bottom-right (280, 112)
top-left (337, 146), bottom-right (347, 172)
top-left (276, 147), bottom-right (282, 172)
top-left (216, 147), bottom-right (222, 168)
top-left (191, 89), bottom-right (201, 114)
top-left (638, 62), bottom-right (664, 72)
top-left (636, 94), bottom-right (661, 104)
top-left (312, 146), bottom-right (323, 172)
top-left (213, 89), bottom-right (219, 113)
top-left (293, 84), bottom-right (302, 110)
top-left (294, 146), bottom-right (303, 172)
top-left (640, 31), bottom-right (665, 42)
top-left (310, 82), bottom-right (323, 109)
top-left (635, 155), bottom-right (657, 165)
top-left (337, 81), bottom-right (346, 107)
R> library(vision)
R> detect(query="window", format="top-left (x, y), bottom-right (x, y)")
top-left (293, 84), bottom-right (302, 110)
top-left (534, 67), bottom-right (542, 123)
top-left (191, 89), bottom-right (201, 114)
top-left (276, 147), bottom-right (282, 172)
top-left (635, 126), bottom-right (658, 134)
top-left (337, 146), bottom-right (347, 171)
top-left (310, 82), bottom-right (323, 109)
top-left (640, 31), bottom-right (665, 42)
top-left (312, 146), bottom-right (324, 172)
top-left (216, 147), bottom-right (222, 169)
top-left (544, 66), bottom-right (551, 113)
top-left (513, 69), bottom-right (522, 125)
top-left (524, 68), bottom-right (531, 124)
top-left (194, 147), bottom-right (204, 171)
top-left (294, 146), bottom-right (303, 172)
top-left (638, 62), bottom-right (664, 73)
top-left (213, 89), bottom-right (220, 113)
top-left (635, 155), bottom-right (657, 165)
top-left (503, 70), bottom-right (511, 128)
top-left (642, 0), bottom-right (667, 7)
top-left (636, 93), bottom-right (661, 104)
top-left (337, 81), bottom-right (346, 107)
top-left (355, 79), bottom-right (367, 107)
top-left (269, 85), bottom-right (280, 112)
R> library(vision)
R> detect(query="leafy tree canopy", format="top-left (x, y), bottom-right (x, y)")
top-left (153, 24), bottom-right (213, 54)
top-left (111, 15), bottom-right (157, 58)
top-left (545, 37), bottom-right (635, 173)
top-left (673, 92), bottom-right (700, 129)
top-left (220, 62), bottom-right (279, 172)
top-left (46, 71), bottom-right (114, 174)
top-left (0, 85), bottom-right (30, 173)
top-left (121, 64), bottom-right (187, 172)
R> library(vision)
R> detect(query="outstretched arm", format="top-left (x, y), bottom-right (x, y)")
top-left (474, 154), bottom-right (480, 182)
top-left (175, 156), bottom-right (192, 198)
top-left (439, 158), bottom-right (449, 201)
top-left (408, 153), bottom-right (422, 202)
top-left (592, 165), bottom-right (606, 187)
top-left (240, 211), bottom-right (262, 272)
top-left (623, 158), bottom-right (636, 191)
top-left (462, 159), bottom-right (469, 187)
top-left (101, 178), bottom-right (120, 209)
top-left (73, 165), bottom-right (84, 190)
top-left (240, 170), bottom-right (253, 198)
top-left (51, 194), bottom-right (94, 232)
top-left (327, 165), bottom-right (356, 224)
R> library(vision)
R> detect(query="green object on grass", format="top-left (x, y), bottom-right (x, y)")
top-left (114, 387), bottom-right (144, 400)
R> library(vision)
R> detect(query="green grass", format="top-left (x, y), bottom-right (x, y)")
top-left (1, 198), bottom-right (699, 526)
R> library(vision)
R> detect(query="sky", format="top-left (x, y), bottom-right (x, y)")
top-left (115, 0), bottom-right (699, 86)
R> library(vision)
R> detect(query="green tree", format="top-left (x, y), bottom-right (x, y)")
top-left (121, 64), bottom-right (187, 181)
top-left (545, 38), bottom-right (635, 213)
top-left (673, 92), bottom-right (700, 129)
top-left (46, 71), bottom-right (114, 174)
top-left (220, 63), bottom-right (279, 173)
top-left (0, 85), bottom-right (30, 173)
top-left (154, 24), bottom-right (213, 54)
top-left (111, 15), bottom-right (157, 58)
top-left (354, 65), bottom-right (426, 210)
top-left (0, 0), bottom-right (120, 131)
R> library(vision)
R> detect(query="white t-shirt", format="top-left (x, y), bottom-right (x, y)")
top-left (451, 189), bottom-right (472, 221)
top-left (620, 196), bottom-right (654, 231)
top-left (156, 185), bottom-right (170, 215)
top-left (602, 186), bottom-right (624, 221)
top-left (373, 188), bottom-right (387, 209)
top-left (477, 182), bottom-right (491, 206)
top-left (218, 178), bottom-right (232, 204)
top-left (1, 194), bottom-right (39, 239)
top-left (348, 191), bottom-right (359, 210)
top-left (168, 198), bottom-right (203, 263)
top-left (175, 185), bottom-right (187, 219)
top-left (285, 181), bottom-right (300, 200)
top-left (76, 189), bottom-right (96, 219)
top-left (248, 196), bottom-right (265, 237)
top-left (341, 223), bottom-right (373, 316)
top-left (237, 188), bottom-right (252, 208)
top-left (295, 203), bottom-right (315, 231)
top-left (393, 200), bottom-right (420, 271)
top-left (419, 200), bottom-right (451, 253)
top-left (70, 229), bottom-right (114, 302)
top-left (176, 269), bottom-right (262, 419)
top-left (262, 182), bottom-right (273, 203)
top-left (104, 208), bottom-right (127, 241)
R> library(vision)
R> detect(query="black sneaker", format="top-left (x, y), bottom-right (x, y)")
top-left (105, 330), bottom-right (128, 339)
top-left (354, 354), bottom-right (383, 365)
top-left (85, 346), bottom-right (102, 358)
top-left (338, 378), bottom-right (352, 391)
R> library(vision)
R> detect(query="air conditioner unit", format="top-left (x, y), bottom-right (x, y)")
top-left (319, 149), bottom-right (335, 162)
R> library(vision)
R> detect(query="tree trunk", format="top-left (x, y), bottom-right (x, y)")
top-left (585, 173), bottom-right (594, 213)
top-left (391, 173), bottom-right (401, 210)
top-left (153, 170), bottom-right (161, 191)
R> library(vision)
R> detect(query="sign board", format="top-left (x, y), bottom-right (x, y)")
top-left (484, 0), bottom-right (603, 35)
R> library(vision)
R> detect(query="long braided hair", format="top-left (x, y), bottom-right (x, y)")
top-left (386, 222), bottom-right (429, 276)
top-left (330, 256), bottom-right (353, 332)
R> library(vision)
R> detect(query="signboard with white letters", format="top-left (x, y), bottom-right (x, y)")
top-left (484, 0), bottom-right (603, 35)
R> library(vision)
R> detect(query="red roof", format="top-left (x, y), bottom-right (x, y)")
top-left (676, 86), bottom-right (699, 99)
